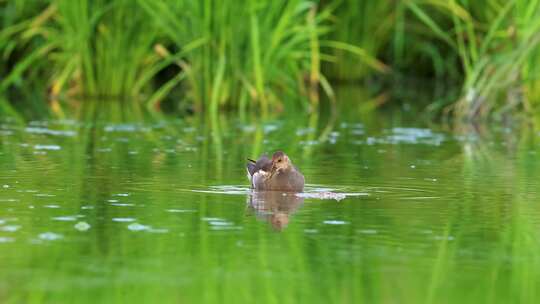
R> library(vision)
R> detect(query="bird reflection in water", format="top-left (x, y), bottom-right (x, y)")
top-left (247, 191), bottom-right (304, 231)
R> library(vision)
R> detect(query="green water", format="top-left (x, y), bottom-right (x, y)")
top-left (1, 102), bottom-right (539, 303)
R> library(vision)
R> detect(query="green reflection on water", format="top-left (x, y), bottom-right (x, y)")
top-left (0, 100), bottom-right (540, 303)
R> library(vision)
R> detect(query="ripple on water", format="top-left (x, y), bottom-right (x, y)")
top-left (358, 229), bottom-right (378, 235)
top-left (202, 217), bottom-right (242, 230)
top-left (114, 193), bottom-right (130, 197)
top-left (52, 216), bottom-right (78, 221)
top-left (112, 218), bottom-right (136, 223)
top-left (74, 222), bottom-right (91, 231)
top-left (202, 217), bottom-right (225, 221)
top-left (104, 124), bottom-right (139, 132)
top-left (34, 144), bottom-right (61, 150)
top-left (434, 235), bottom-right (455, 241)
top-left (127, 223), bottom-right (169, 233)
top-left (111, 203), bottom-right (135, 207)
top-left (0, 237), bottom-right (15, 243)
top-left (191, 185), bottom-right (250, 195)
top-left (148, 228), bottom-right (169, 233)
top-left (38, 232), bottom-right (63, 241)
top-left (209, 221), bottom-right (233, 226)
top-left (44, 205), bottom-right (61, 209)
top-left (25, 127), bottom-right (76, 137)
top-left (35, 193), bottom-right (56, 197)
top-left (387, 127), bottom-right (446, 145)
top-left (0, 225), bottom-right (21, 232)
top-left (323, 220), bottom-right (348, 225)
top-left (193, 185), bottom-right (367, 201)
top-left (127, 223), bottom-right (149, 231)
top-left (0, 198), bottom-right (18, 202)
top-left (210, 225), bottom-right (242, 231)
top-left (167, 209), bottom-right (197, 213)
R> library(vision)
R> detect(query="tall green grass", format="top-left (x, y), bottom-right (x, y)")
top-left (325, 1), bottom-right (393, 80)
top-left (1, 0), bottom-right (540, 120)
top-left (136, 0), bottom-right (348, 115)
top-left (0, 0), bottom-right (174, 103)
top-left (399, 0), bottom-right (540, 119)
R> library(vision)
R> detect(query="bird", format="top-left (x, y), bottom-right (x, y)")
top-left (246, 151), bottom-right (305, 192)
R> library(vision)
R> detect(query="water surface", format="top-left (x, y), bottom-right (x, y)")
top-left (0, 104), bottom-right (539, 303)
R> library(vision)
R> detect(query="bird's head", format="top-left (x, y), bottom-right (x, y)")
top-left (271, 151), bottom-right (291, 173)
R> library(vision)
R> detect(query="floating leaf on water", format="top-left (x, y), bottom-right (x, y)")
top-left (74, 221), bottom-right (91, 231)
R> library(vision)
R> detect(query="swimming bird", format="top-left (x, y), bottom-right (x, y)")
top-left (246, 151), bottom-right (305, 192)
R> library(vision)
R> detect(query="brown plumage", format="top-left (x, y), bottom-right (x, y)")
top-left (246, 151), bottom-right (304, 192)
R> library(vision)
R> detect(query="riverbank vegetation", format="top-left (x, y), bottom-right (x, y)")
top-left (1, 0), bottom-right (539, 121)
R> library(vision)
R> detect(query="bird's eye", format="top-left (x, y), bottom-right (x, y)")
top-left (277, 159), bottom-right (282, 163)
